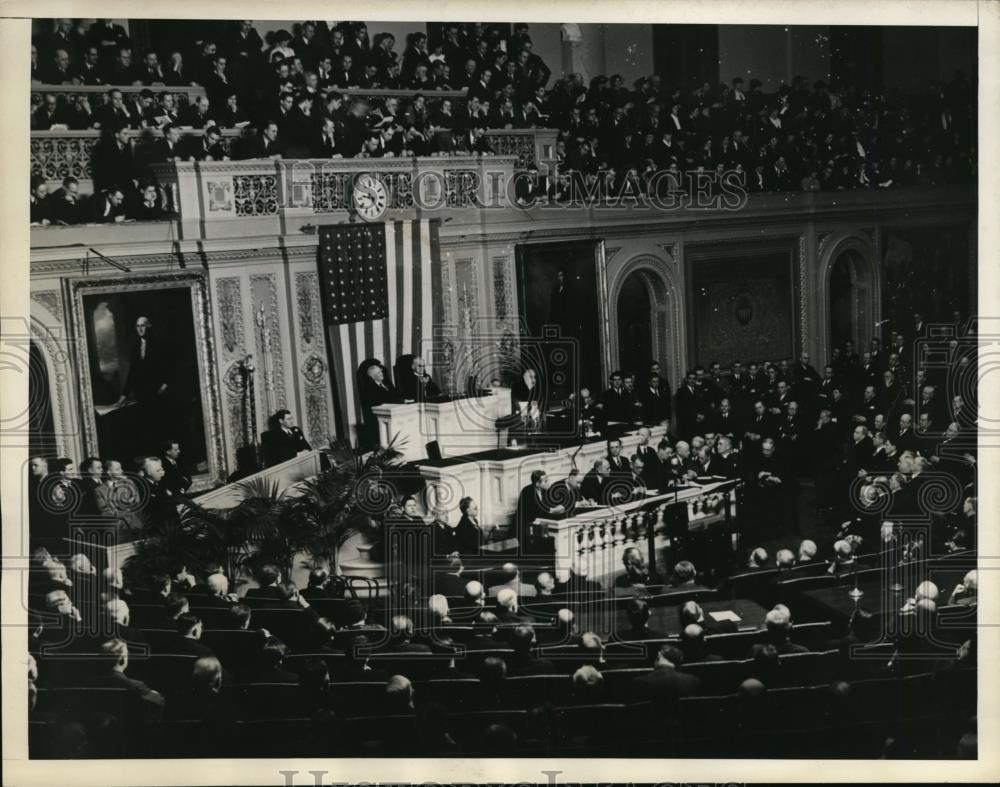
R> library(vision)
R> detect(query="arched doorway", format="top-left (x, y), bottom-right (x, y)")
top-left (829, 250), bottom-right (858, 351)
top-left (617, 272), bottom-right (653, 376)
top-left (818, 235), bottom-right (880, 365)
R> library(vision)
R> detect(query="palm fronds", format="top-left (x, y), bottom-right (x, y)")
top-left (125, 436), bottom-right (408, 583)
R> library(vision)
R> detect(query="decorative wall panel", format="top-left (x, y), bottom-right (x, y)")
top-left (250, 273), bottom-right (286, 428)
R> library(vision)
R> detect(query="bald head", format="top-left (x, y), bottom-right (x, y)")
top-left (464, 580), bottom-right (484, 604)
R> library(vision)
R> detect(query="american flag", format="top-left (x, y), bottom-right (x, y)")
top-left (318, 220), bottom-right (443, 443)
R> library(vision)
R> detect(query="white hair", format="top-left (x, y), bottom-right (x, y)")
top-left (497, 587), bottom-right (518, 611)
top-left (915, 580), bottom-right (939, 602)
top-left (428, 594), bottom-right (449, 619)
top-left (206, 573), bottom-right (229, 595)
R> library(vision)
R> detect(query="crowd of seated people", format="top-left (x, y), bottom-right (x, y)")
top-left (24, 307), bottom-right (977, 756)
top-left (27, 541), bottom-right (976, 758)
top-left (27, 440), bottom-right (192, 554)
top-left (29, 19), bottom-right (976, 224)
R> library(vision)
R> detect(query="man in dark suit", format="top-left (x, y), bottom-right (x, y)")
top-left (606, 438), bottom-right (630, 477)
top-left (895, 413), bottom-right (919, 454)
top-left (574, 387), bottom-right (605, 435)
top-left (761, 606), bottom-right (808, 655)
top-left (620, 597), bottom-right (669, 641)
top-left (641, 372), bottom-right (671, 426)
top-left (601, 371), bottom-right (631, 425)
top-left (75, 456), bottom-right (105, 518)
top-left (170, 614), bottom-right (216, 658)
top-left (515, 470), bottom-right (565, 551)
top-left (261, 409), bottom-right (312, 467)
top-left (92, 125), bottom-right (137, 197)
top-left (629, 644), bottom-right (701, 704)
top-left (713, 397), bottom-right (741, 439)
top-left (641, 440), bottom-right (672, 490)
top-left (546, 468), bottom-right (582, 518)
top-left (311, 116), bottom-right (343, 158)
top-left (674, 370), bottom-right (703, 440)
top-left (433, 501), bottom-right (480, 557)
top-left (87, 639), bottom-right (165, 720)
top-left (358, 360), bottom-right (402, 450)
top-left (580, 458), bottom-right (618, 506)
top-left (115, 315), bottom-right (172, 453)
top-left (743, 400), bottom-right (774, 446)
top-left (239, 120), bottom-right (282, 159)
top-left (506, 624), bottom-right (555, 676)
top-left (244, 565), bottom-right (283, 601)
top-left (159, 440), bottom-right (192, 495)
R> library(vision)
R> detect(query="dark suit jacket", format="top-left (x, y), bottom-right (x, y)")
top-left (515, 484), bottom-right (553, 546)
top-left (630, 666), bottom-right (701, 704)
top-left (580, 469), bottom-right (615, 505)
top-left (165, 635), bottom-right (215, 658)
top-left (507, 655), bottom-right (556, 677)
top-left (261, 426), bottom-right (312, 467)
top-left (641, 385), bottom-right (671, 424)
top-left (161, 457), bottom-right (192, 495)
top-left (433, 517), bottom-right (480, 557)
top-left (240, 133), bottom-right (281, 159)
top-left (244, 586), bottom-right (282, 601)
top-left (122, 337), bottom-right (168, 403)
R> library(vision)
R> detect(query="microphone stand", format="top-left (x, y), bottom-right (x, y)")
top-left (847, 556), bottom-right (864, 600)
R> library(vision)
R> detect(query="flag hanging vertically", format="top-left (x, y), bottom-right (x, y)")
top-left (317, 219), bottom-right (443, 444)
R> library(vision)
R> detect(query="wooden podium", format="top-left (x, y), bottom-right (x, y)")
top-left (372, 389), bottom-right (513, 463)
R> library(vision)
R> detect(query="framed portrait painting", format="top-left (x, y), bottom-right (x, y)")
top-left (67, 272), bottom-right (225, 491)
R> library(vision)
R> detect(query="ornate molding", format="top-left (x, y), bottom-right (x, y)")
top-left (455, 258), bottom-right (480, 326)
top-left (207, 181), bottom-right (234, 212)
top-left (657, 243), bottom-right (680, 267)
top-left (302, 354), bottom-right (327, 385)
top-left (249, 272), bottom-right (286, 411)
top-left (214, 277), bottom-right (244, 359)
top-left (223, 360), bottom-right (247, 396)
top-left (29, 318), bottom-right (75, 457)
top-left (294, 271), bottom-right (322, 351)
top-left (491, 255), bottom-right (514, 324)
top-left (64, 271), bottom-right (226, 489)
top-left (31, 290), bottom-right (63, 323)
top-left (234, 174), bottom-right (279, 216)
top-left (304, 387), bottom-right (330, 447)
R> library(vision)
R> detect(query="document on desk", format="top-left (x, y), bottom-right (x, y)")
top-left (708, 610), bottom-right (742, 623)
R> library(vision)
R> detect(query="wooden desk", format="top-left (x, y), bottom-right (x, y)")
top-left (537, 480), bottom-right (740, 590)
top-left (373, 390), bottom-right (512, 463)
top-left (194, 449), bottom-right (323, 509)
top-left (415, 426), bottom-right (669, 532)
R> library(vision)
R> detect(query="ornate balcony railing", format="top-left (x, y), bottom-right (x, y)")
top-left (30, 128), bottom-right (249, 190)
top-left (31, 83), bottom-right (468, 120)
top-left (150, 155), bottom-right (519, 239)
top-left (30, 127), bottom-right (558, 193)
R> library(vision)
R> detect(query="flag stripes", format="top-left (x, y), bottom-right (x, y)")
top-left (319, 220), bottom-right (442, 445)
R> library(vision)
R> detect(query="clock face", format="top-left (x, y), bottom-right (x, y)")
top-left (353, 173), bottom-right (388, 221)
